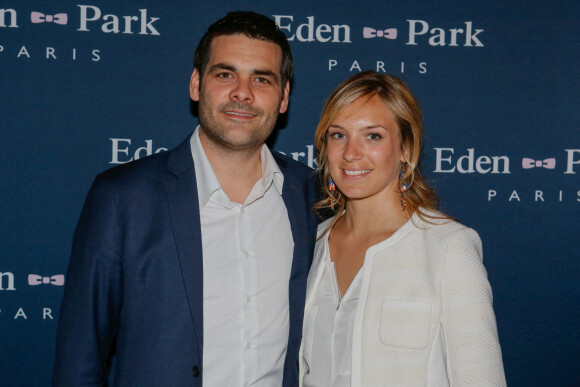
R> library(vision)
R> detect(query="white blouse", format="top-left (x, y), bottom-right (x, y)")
top-left (302, 231), bottom-right (362, 387)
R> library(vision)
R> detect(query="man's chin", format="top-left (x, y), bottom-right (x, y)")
top-left (205, 132), bottom-right (266, 153)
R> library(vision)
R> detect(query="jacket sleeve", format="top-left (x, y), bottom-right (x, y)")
top-left (441, 227), bottom-right (506, 386)
top-left (52, 175), bottom-right (124, 386)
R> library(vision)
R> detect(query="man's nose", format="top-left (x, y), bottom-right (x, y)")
top-left (230, 77), bottom-right (254, 104)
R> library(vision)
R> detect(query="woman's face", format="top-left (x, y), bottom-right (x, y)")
top-left (326, 95), bottom-right (405, 203)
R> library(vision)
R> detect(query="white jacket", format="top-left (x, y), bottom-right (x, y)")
top-left (300, 210), bottom-right (506, 386)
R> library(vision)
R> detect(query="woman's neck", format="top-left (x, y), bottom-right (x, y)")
top-left (337, 192), bottom-right (411, 237)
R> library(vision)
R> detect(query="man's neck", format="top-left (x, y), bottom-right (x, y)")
top-left (199, 130), bottom-right (263, 204)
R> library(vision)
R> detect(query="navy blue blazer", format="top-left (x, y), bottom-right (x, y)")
top-left (53, 135), bottom-right (319, 386)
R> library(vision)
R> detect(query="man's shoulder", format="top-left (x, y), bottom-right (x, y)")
top-left (272, 151), bottom-right (315, 179)
top-left (97, 136), bottom-right (191, 189)
top-left (99, 149), bottom-right (171, 185)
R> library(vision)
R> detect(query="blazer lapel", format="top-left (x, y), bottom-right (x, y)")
top-left (164, 136), bottom-right (204, 360)
top-left (274, 154), bottom-right (315, 386)
top-left (275, 155), bottom-right (310, 315)
top-left (276, 156), bottom-right (308, 270)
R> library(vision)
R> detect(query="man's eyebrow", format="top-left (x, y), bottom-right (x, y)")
top-left (208, 63), bottom-right (236, 73)
top-left (207, 63), bottom-right (280, 83)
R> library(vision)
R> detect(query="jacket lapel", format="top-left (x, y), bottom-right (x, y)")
top-left (274, 154), bottom-right (316, 386)
top-left (164, 136), bottom-right (204, 360)
top-left (275, 155), bottom-right (309, 279)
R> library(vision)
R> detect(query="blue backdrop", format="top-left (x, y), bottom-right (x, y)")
top-left (1, 1), bottom-right (578, 385)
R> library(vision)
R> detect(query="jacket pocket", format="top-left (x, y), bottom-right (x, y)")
top-left (379, 299), bottom-right (431, 350)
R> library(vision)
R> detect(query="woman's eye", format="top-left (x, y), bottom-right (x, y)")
top-left (329, 132), bottom-right (344, 139)
top-left (367, 133), bottom-right (382, 140)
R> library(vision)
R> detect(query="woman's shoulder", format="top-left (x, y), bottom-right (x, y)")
top-left (413, 208), bottom-right (481, 241)
top-left (316, 216), bottom-right (336, 238)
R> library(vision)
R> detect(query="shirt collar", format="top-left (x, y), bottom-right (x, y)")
top-left (190, 126), bottom-right (284, 208)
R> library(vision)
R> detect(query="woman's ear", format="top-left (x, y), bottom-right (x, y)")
top-left (400, 143), bottom-right (410, 164)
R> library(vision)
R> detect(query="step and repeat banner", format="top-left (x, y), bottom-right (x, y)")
top-left (1, 0), bottom-right (578, 385)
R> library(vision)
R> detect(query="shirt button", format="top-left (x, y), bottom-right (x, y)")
top-left (192, 365), bottom-right (200, 377)
top-left (243, 251), bottom-right (250, 257)
top-left (247, 342), bottom-right (252, 349)
top-left (246, 296), bottom-right (251, 302)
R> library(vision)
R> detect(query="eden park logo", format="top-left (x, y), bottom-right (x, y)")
top-left (434, 148), bottom-right (580, 174)
top-left (0, 5), bottom-right (160, 35)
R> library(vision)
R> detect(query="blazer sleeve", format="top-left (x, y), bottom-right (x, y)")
top-left (53, 175), bottom-right (124, 386)
top-left (441, 227), bottom-right (506, 386)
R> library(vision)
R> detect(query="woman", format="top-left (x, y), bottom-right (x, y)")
top-left (300, 71), bottom-right (506, 386)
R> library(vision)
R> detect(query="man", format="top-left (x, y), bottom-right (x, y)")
top-left (53, 11), bottom-right (318, 386)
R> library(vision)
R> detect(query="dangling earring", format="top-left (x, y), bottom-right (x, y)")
top-left (399, 165), bottom-right (408, 212)
top-left (328, 179), bottom-right (337, 210)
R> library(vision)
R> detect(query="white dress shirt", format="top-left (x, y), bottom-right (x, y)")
top-left (302, 231), bottom-right (362, 387)
top-left (190, 128), bottom-right (294, 386)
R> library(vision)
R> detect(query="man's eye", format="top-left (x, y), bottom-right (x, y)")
top-left (255, 77), bottom-right (270, 84)
top-left (217, 73), bottom-right (232, 79)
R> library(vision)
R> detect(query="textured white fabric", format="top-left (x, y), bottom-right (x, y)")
top-left (300, 209), bottom-right (506, 386)
top-left (191, 129), bottom-right (294, 386)
top-left (302, 239), bottom-right (362, 387)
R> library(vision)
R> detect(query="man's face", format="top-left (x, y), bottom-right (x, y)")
top-left (190, 34), bottom-right (290, 154)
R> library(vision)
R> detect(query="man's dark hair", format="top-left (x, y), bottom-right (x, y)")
top-left (193, 11), bottom-right (293, 88)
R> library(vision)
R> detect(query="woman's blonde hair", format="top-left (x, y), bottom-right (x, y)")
top-left (315, 71), bottom-right (444, 224)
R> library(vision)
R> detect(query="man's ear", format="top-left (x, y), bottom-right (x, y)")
top-left (279, 81), bottom-right (290, 113)
top-left (189, 68), bottom-right (201, 101)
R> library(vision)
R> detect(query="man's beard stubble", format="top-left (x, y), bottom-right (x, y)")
top-left (198, 99), bottom-right (279, 155)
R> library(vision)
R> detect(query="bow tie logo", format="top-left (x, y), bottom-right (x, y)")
top-left (31, 12), bottom-right (68, 25)
top-left (363, 27), bottom-right (397, 39)
top-left (522, 158), bottom-right (556, 169)
top-left (28, 274), bottom-right (65, 286)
